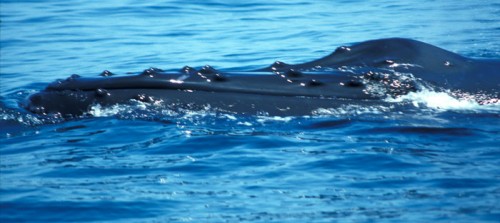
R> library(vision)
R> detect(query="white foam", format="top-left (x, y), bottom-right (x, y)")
top-left (312, 105), bottom-right (393, 116)
top-left (256, 116), bottom-right (293, 124)
top-left (88, 100), bottom-right (151, 117)
top-left (386, 89), bottom-right (500, 111)
top-left (89, 104), bottom-right (126, 117)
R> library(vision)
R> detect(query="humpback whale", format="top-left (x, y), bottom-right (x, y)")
top-left (24, 38), bottom-right (499, 117)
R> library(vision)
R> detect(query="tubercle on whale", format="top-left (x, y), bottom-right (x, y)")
top-left (24, 38), bottom-right (500, 117)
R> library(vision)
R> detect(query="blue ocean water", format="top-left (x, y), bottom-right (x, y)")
top-left (1, 0), bottom-right (499, 222)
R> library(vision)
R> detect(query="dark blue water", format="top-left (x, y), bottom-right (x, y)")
top-left (1, 0), bottom-right (499, 222)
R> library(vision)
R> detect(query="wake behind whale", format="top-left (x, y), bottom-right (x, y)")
top-left (24, 38), bottom-right (499, 117)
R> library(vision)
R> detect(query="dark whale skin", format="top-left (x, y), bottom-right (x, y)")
top-left (24, 38), bottom-right (500, 117)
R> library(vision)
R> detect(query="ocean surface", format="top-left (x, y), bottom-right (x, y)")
top-left (1, 0), bottom-right (499, 222)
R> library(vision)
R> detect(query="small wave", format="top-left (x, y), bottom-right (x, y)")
top-left (88, 100), bottom-right (299, 125)
top-left (312, 104), bottom-right (395, 116)
top-left (386, 89), bottom-right (500, 112)
top-left (88, 100), bottom-right (222, 118)
top-left (0, 106), bottom-right (63, 127)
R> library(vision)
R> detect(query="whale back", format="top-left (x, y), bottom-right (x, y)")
top-left (24, 38), bottom-right (500, 117)
top-left (265, 38), bottom-right (499, 95)
top-left (306, 38), bottom-right (467, 67)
